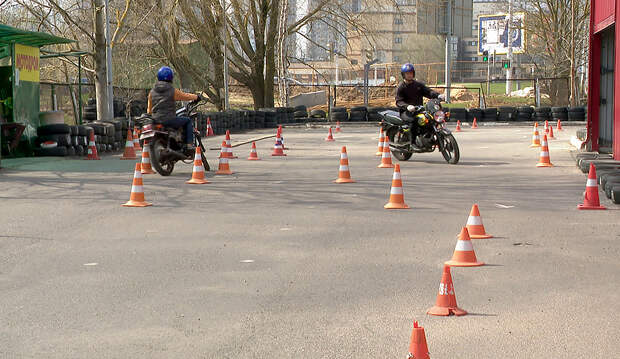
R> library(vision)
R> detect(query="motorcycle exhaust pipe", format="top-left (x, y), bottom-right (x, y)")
top-left (159, 149), bottom-right (187, 162)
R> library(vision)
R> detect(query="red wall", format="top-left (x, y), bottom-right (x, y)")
top-left (594, 0), bottom-right (616, 32)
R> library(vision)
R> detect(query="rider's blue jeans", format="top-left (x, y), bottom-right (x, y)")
top-left (162, 117), bottom-right (193, 144)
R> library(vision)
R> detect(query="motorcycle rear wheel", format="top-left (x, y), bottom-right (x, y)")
top-left (439, 133), bottom-right (460, 164)
top-left (150, 138), bottom-right (175, 176)
top-left (386, 128), bottom-right (413, 161)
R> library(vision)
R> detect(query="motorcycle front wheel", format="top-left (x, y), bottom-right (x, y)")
top-left (150, 138), bottom-right (175, 176)
top-left (439, 133), bottom-right (460, 164)
top-left (387, 128), bottom-right (413, 161)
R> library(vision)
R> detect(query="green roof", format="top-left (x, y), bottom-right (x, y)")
top-left (0, 24), bottom-right (74, 47)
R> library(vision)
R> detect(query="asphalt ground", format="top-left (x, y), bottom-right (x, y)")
top-left (1, 124), bottom-right (619, 358)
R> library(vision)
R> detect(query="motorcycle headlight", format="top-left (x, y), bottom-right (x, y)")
top-left (416, 113), bottom-right (428, 126)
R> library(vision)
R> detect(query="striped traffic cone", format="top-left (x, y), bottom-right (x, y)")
top-left (206, 118), bottom-right (214, 136)
top-left (466, 204), bottom-right (493, 239)
top-left (277, 126), bottom-right (289, 150)
top-left (407, 321), bottom-right (430, 359)
top-left (378, 135), bottom-right (394, 168)
top-left (455, 120), bottom-right (462, 132)
top-left (248, 141), bottom-right (260, 160)
top-left (335, 121), bottom-right (341, 133)
top-left (427, 265), bottom-right (467, 316)
top-left (529, 123), bottom-right (541, 148)
top-left (577, 163), bottom-right (606, 210)
top-left (544, 120), bottom-right (549, 135)
top-left (271, 132), bottom-right (287, 156)
top-left (122, 163), bottom-right (152, 207)
top-left (120, 129), bottom-right (137, 160)
top-left (557, 119), bottom-right (563, 131)
top-left (471, 117), bottom-right (478, 129)
top-left (384, 164), bottom-right (410, 209)
top-left (223, 130), bottom-right (237, 159)
top-left (133, 127), bottom-right (142, 152)
top-left (186, 146), bottom-right (209, 184)
top-left (376, 128), bottom-right (385, 156)
top-left (216, 141), bottom-right (233, 175)
top-left (325, 127), bottom-right (335, 142)
top-left (548, 125), bottom-right (556, 139)
top-left (84, 131), bottom-right (100, 160)
top-left (140, 147), bottom-right (155, 174)
top-left (445, 227), bottom-right (484, 267)
top-left (334, 146), bottom-right (355, 183)
top-left (536, 135), bottom-right (553, 167)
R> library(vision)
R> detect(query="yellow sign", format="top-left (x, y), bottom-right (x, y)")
top-left (14, 44), bottom-right (40, 82)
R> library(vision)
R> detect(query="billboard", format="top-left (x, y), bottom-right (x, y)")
top-left (478, 13), bottom-right (526, 55)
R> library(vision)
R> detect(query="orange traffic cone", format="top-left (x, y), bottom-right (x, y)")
top-left (536, 135), bottom-right (553, 167)
top-left (122, 163), bottom-right (152, 207)
top-left (384, 164), bottom-right (410, 209)
top-left (577, 163), bottom-right (606, 210)
top-left (133, 127), bottom-right (142, 152)
top-left (334, 146), bottom-right (356, 183)
top-left (427, 265), bottom-right (467, 316)
top-left (325, 127), bottom-right (335, 141)
top-left (557, 119), bottom-right (563, 131)
top-left (216, 141), bottom-right (233, 175)
top-left (445, 227), bottom-right (484, 267)
top-left (248, 141), bottom-right (260, 160)
top-left (376, 128), bottom-right (385, 156)
top-left (271, 132), bottom-right (287, 156)
top-left (548, 125), bottom-right (555, 139)
top-left (544, 120), bottom-right (549, 135)
top-left (335, 121), bottom-right (341, 133)
top-left (277, 126), bottom-right (289, 150)
top-left (455, 120), bottom-right (462, 132)
top-left (140, 147), bottom-right (155, 174)
top-left (466, 204), bottom-right (492, 239)
top-left (407, 321), bottom-right (430, 359)
top-left (471, 117), bottom-right (478, 129)
top-left (223, 130), bottom-right (237, 159)
top-left (85, 131), bottom-right (100, 160)
top-left (120, 129), bottom-right (137, 160)
top-left (529, 123), bottom-right (541, 148)
top-left (186, 146), bottom-right (209, 184)
top-left (206, 118), bottom-right (214, 136)
top-left (378, 135), bottom-right (394, 168)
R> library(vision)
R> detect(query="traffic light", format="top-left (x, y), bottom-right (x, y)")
top-left (482, 50), bottom-right (488, 62)
top-left (502, 59), bottom-right (510, 69)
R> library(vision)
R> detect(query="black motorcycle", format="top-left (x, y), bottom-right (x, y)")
top-left (380, 99), bottom-right (460, 164)
top-left (136, 98), bottom-right (210, 176)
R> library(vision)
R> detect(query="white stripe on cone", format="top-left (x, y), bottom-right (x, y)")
top-left (540, 151), bottom-right (549, 156)
top-left (466, 216), bottom-right (482, 225)
top-left (586, 179), bottom-right (598, 187)
top-left (341, 154), bottom-right (348, 159)
top-left (125, 141), bottom-right (133, 146)
top-left (392, 172), bottom-right (401, 180)
top-left (131, 185), bottom-right (143, 193)
top-left (390, 186), bottom-right (403, 195)
top-left (455, 240), bottom-right (474, 251)
top-left (339, 165), bottom-right (349, 171)
top-left (193, 165), bottom-right (204, 172)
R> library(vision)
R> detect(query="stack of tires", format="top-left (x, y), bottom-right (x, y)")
top-left (467, 108), bottom-right (483, 122)
top-left (309, 109), bottom-right (327, 120)
top-left (517, 106), bottom-right (534, 121)
top-left (448, 108), bottom-right (467, 123)
top-left (367, 107), bottom-right (385, 122)
top-left (348, 106), bottom-right (368, 121)
top-left (89, 121), bottom-right (118, 152)
top-left (293, 105), bottom-right (308, 123)
top-left (254, 111), bottom-right (266, 129)
top-left (482, 108), bottom-right (498, 121)
top-left (551, 107), bottom-right (568, 123)
top-left (568, 106), bottom-right (586, 121)
top-left (534, 107), bottom-right (551, 122)
top-left (260, 108), bottom-right (278, 128)
top-left (330, 107), bottom-right (348, 122)
top-left (83, 99), bottom-right (97, 122)
top-left (498, 106), bottom-right (517, 121)
top-left (35, 124), bottom-right (93, 157)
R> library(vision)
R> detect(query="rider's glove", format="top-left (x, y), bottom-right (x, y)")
top-left (438, 93), bottom-right (446, 101)
top-left (407, 105), bottom-right (416, 112)
top-left (195, 93), bottom-right (203, 102)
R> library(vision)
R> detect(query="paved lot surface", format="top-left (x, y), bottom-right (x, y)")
top-left (1, 124), bottom-right (619, 358)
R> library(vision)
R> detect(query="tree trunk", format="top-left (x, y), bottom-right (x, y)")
top-left (93, 0), bottom-right (110, 121)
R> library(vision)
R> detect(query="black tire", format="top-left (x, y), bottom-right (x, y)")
top-left (349, 112), bottom-right (367, 121)
top-left (69, 125), bottom-right (78, 135)
top-left (79, 136), bottom-right (88, 146)
top-left (482, 108), bottom-right (498, 121)
top-left (439, 133), bottom-right (460, 164)
top-left (350, 106), bottom-right (367, 112)
top-left (568, 106), bottom-right (586, 113)
top-left (77, 125), bottom-right (89, 136)
top-left (149, 138), bottom-right (175, 176)
top-left (612, 185), bottom-right (620, 204)
top-left (71, 135), bottom-right (79, 146)
top-left (517, 106), bottom-right (534, 113)
top-left (75, 145), bottom-right (85, 156)
top-left (331, 107), bottom-right (347, 113)
top-left (294, 105), bottom-right (307, 112)
top-left (39, 134), bottom-right (71, 147)
top-left (368, 113), bottom-right (383, 121)
top-left (386, 127), bottom-right (413, 161)
top-left (310, 109), bottom-right (326, 118)
top-left (34, 146), bottom-right (68, 157)
top-left (37, 124), bottom-right (71, 136)
top-left (294, 110), bottom-right (308, 118)
top-left (66, 146), bottom-right (76, 156)
top-left (604, 180), bottom-right (620, 198)
top-left (535, 107), bottom-right (551, 113)
top-left (568, 112), bottom-right (585, 120)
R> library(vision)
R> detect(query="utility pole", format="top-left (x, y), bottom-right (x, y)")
top-left (221, 0), bottom-right (230, 110)
top-left (570, 0), bottom-right (576, 106)
top-left (505, 0), bottom-right (513, 95)
top-left (104, 0), bottom-right (113, 120)
top-left (445, 0), bottom-right (452, 103)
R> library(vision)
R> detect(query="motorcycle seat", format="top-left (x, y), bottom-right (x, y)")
top-left (380, 110), bottom-right (404, 126)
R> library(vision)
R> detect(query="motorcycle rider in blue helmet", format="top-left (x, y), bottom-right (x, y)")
top-left (147, 66), bottom-right (201, 149)
top-left (395, 63), bottom-right (443, 142)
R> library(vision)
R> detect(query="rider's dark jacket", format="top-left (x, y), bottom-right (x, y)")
top-left (147, 81), bottom-right (198, 120)
top-left (395, 80), bottom-right (439, 113)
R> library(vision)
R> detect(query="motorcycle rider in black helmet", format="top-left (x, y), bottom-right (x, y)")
top-left (395, 63), bottom-right (443, 142)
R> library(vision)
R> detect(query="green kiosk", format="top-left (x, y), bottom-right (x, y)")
top-left (0, 24), bottom-right (74, 168)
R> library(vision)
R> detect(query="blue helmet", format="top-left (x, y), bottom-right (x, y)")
top-left (400, 63), bottom-right (415, 78)
top-left (157, 66), bottom-right (174, 82)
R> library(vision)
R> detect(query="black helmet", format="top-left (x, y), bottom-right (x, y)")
top-left (401, 63), bottom-right (415, 78)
